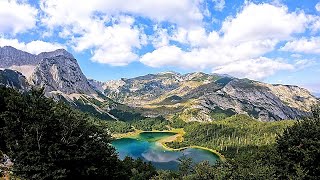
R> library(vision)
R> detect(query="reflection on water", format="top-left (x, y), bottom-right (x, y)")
top-left (112, 132), bottom-right (219, 170)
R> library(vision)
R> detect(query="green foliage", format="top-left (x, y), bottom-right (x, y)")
top-left (170, 116), bottom-right (187, 128)
top-left (122, 157), bottom-right (157, 180)
top-left (209, 107), bottom-right (236, 120)
top-left (178, 156), bottom-right (193, 177)
top-left (0, 87), bottom-right (126, 179)
top-left (166, 114), bottom-right (294, 157)
top-left (109, 109), bottom-right (144, 122)
top-left (0, 86), bottom-right (157, 179)
top-left (157, 95), bottom-right (183, 105)
top-left (73, 98), bottom-right (114, 120)
top-left (274, 106), bottom-right (320, 179)
top-left (131, 117), bottom-right (170, 131)
top-left (103, 120), bottom-right (134, 133)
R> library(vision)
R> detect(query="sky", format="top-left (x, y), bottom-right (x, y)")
top-left (0, 0), bottom-right (320, 95)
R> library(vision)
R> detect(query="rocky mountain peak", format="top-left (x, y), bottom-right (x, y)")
top-left (37, 48), bottom-right (74, 60)
top-left (0, 69), bottom-right (30, 90)
top-left (0, 46), bottom-right (37, 67)
top-left (31, 55), bottom-right (96, 95)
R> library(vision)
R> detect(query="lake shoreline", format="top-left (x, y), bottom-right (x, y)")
top-left (112, 128), bottom-right (225, 161)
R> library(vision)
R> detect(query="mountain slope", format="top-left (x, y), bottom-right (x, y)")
top-left (31, 55), bottom-right (97, 95)
top-left (1, 46), bottom-right (317, 122)
top-left (0, 46), bottom-right (141, 121)
top-left (0, 69), bottom-right (30, 90)
top-left (96, 72), bottom-right (318, 122)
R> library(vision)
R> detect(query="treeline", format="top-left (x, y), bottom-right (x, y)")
top-left (166, 114), bottom-right (295, 157)
top-left (151, 108), bottom-right (320, 179)
top-left (103, 116), bottom-right (186, 133)
top-left (0, 86), bottom-right (157, 179)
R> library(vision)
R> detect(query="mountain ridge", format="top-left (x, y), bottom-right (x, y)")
top-left (92, 72), bottom-right (318, 122)
top-left (0, 46), bottom-right (318, 122)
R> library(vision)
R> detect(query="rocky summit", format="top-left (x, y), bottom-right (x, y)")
top-left (31, 55), bottom-right (96, 95)
top-left (0, 46), bottom-right (118, 120)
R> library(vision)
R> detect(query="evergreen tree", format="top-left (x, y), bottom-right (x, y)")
top-left (0, 87), bottom-right (126, 179)
top-left (275, 106), bottom-right (320, 179)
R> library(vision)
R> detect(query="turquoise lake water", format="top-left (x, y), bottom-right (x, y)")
top-left (112, 132), bottom-right (219, 170)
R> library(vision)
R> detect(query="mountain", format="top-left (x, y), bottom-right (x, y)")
top-left (0, 69), bottom-right (30, 90)
top-left (0, 46), bottom-right (75, 79)
top-left (31, 55), bottom-right (96, 95)
top-left (1, 46), bottom-right (318, 122)
top-left (94, 72), bottom-right (319, 122)
top-left (0, 46), bottom-right (140, 121)
top-left (0, 46), bottom-right (38, 67)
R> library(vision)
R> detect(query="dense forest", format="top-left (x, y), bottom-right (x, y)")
top-left (0, 87), bottom-right (156, 179)
top-left (0, 86), bottom-right (319, 179)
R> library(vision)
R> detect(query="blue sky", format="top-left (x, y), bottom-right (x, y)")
top-left (0, 0), bottom-right (320, 94)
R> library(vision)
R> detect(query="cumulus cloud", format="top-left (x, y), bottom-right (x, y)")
top-left (0, 0), bottom-right (38, 34)
top-left (294, 59), bottom-right (316, 70)
top-left (41, 0), bottom-right (203, 28)
top-left (212, 0), bottom-right (225, 11)
top-left (141, 2), bottom-right (310, 79)
top-left (221, 3), bottom-right (309, 43)
top-left (280, 37), bottom-right (320, 54)
top-left (212, 57), bottom-right (294, 80)
top-left (316, 2), bottom-right (320, 12)
top-left (71, 16), bottom-right (143, 66)
top-left (0, 38), bottom-right (65, 55)
top-left (39, 0), bottom-right (204, 66)
top-left (2, 0), bottom-right (318, 80)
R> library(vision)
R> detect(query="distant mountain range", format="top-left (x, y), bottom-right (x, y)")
top-left (0, 46), bottom-right (318, 122)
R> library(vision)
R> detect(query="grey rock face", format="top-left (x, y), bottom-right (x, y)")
top-left (0, 46), bottom-right (37, 67)
top-left (36, 49), bottom-right (74, 61)
top-left (198, 79), bottom-right (308, 121)
top-left (101, 72), bottom-right (319, 121)
top-left (0, 69), bottom-right (29, 90)
top-left (0, 46), bottom-right (74, 68)
top-left (88, 79), bottom-right (105, 92)
top-left (31, 55), bottom-right (96, 95)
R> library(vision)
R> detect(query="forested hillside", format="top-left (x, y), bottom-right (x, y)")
top-left (0, 86), bottom-right (156, 179)
top-left (1, 86), bottom-right (319, 179)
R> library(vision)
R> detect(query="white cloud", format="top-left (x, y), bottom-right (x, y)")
top-left (0, 0), bottom-right (38, 34)
top-left (212, 0), bottom-right (225, 11)
top-left (3, 0), bottom-right (313, 80)
top-left (310, 16), bottom-right (320, 33)
top-left (316, 2), bottom-right (320, 12)
top-left (221, 3), bottom-right (309, 43)
top-left (291, 54), bottom-right (302, 58)
top-left (40, 0), bottom-right (204, 66)
top-left (71, 16), bottom-right (143, 66)
top-left (294, 59), bottom-right (316, 70)
top-left (140, 39), bottom-right (277, 69)
top-left (40, 0), bottom-right (203, 28)
top-left (280, 37), bottom-right (320, 54)
top-left (152, 26), bottom-right (170, 48)
top-left (213, 57), bottom-right (294, 80)
top-left (0, 38), bottom-right (65, 54)
top-left (141, 2), bottom-right (306, 79)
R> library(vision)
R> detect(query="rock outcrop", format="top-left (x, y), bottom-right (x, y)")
top-left (31, 55), bottom-right (96, 95)
top-left (0, 69), bottom-right (29, 90)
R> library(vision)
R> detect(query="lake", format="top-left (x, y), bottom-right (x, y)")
top-left (112, 132), bottom-right (220, 170)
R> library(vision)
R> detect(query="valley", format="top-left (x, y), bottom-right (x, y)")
top-left (0, 46), bottom-right (319, 179)
top-left (1, 1), bottom-right (320, 179)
